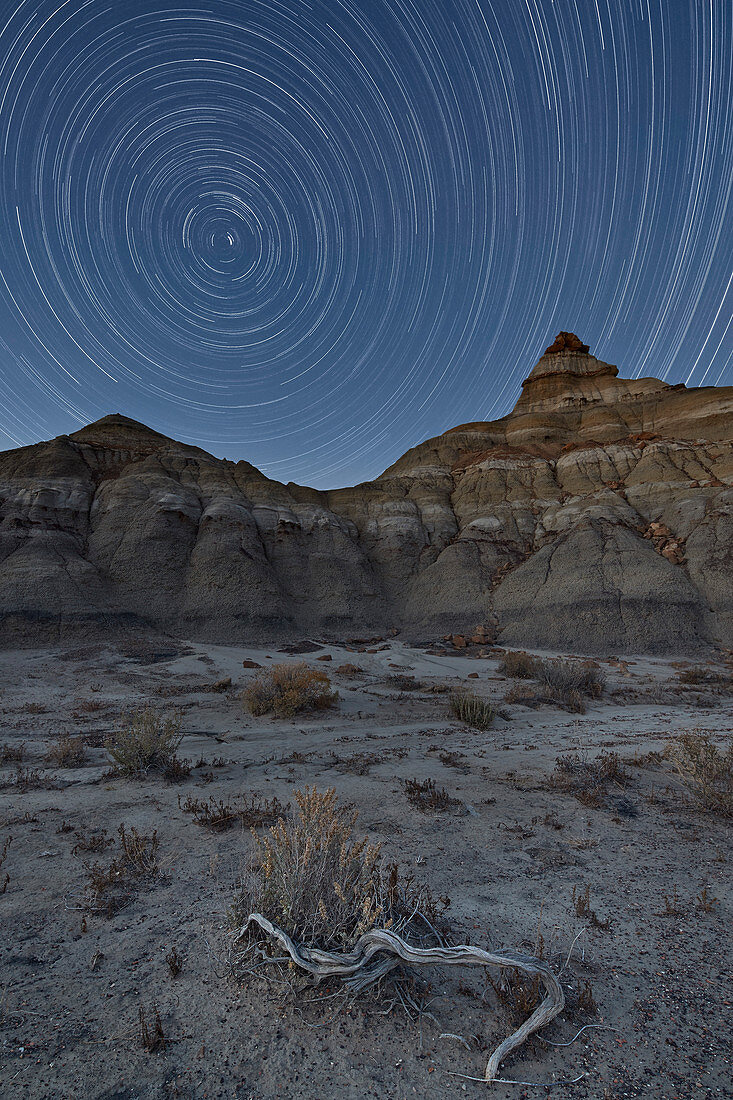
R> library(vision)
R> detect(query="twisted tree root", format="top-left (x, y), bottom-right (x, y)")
top-left (237, 913), bottom-right (565, 1082)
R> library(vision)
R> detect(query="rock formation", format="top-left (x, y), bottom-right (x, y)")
top-left (1, 335), bottom-right (731, 654)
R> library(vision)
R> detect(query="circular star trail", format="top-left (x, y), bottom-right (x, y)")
top-left (0, 0), bottom-right (731, 486)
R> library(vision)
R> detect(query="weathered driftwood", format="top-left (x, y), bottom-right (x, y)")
top-left (237, 913), bottom-right (565, 1082)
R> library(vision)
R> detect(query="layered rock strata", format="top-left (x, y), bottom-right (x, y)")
top-left (1, 335), bottom-right (731, 653)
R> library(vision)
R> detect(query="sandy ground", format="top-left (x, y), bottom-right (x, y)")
top-left (0, 637), bottom-right (731, 1100)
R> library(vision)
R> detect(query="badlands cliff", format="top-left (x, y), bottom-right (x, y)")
top-left (1, 333), bottom-right (731, 653)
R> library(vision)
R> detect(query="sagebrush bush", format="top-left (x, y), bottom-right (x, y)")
top-left (243, 663), bottom-right (337, 718)
top-left (232, 788), bottom-right (439, 954)
top-left (105, 708), bottom-right (183, 777)
top-left (234, 787), bottom-right (382, 947)
top-left (450, 691), bottom-right (496, 729)
top-left (503, 656), bottom-right (605, 713)
top-left (668, 731), bottom-right (732, 817)
top-left (498, 651), bottom-right (537, 679)
top-left (536, 659), bottom-right (605, 701)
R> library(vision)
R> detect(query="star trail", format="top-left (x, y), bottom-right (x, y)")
top-left (0, 0), bottom-right (731, 487)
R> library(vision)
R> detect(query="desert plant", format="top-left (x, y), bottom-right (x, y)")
top-left (449, 691), bottom-right (496, 730)
top-left (165, 947), bottom-right (183, 977)
top-left (105, 708), bottom-right (183, 777)
top-left (498, 651), bottom-right (537, 679)
top-left (0, 836), bottom-right (11, 894)
top-left (178, 792), bottom-right (285, 830)
top-left (72, 829), bottom-right (114, 855)
top-left (504, 657), bottom-right (605, 713)
top-left (243, 663), bottom-right (337, 718)
top-left (572, 884), bottom-right (610, 931)
top-left (696, 886), bottom-right (718, 912)
top-left (667, 731), bottom-right (732, 816)
top-left (139, 1002), bottom-right (166, 1051)
top-left (550, 750), bottom-right (628, 808)
top-left (536, 658), bottom-right (605, 700)
top-left (233, 787), bottom-right (384, 948)
top-left (80, 823), bottom-right (160, 916)
top-left (0, 743), bottom-right (25, 765)
top-left (230, 787), bottom-right (564, 1085)
top-left (46, 734), bottom-right (87, 768)
top-left (403, 776), bottom-right (455, 812)
top-left (8, 767), bottom-right (58, 791)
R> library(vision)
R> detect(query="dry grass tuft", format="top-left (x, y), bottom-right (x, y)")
top-left (449, 691), bottom-right (496, 730)
top-left (667, 731), bottom-right (732, 816)
top-left (243, 663), bottom-right (338, 718)
top-left (105, 708), bottom-right (184, 778)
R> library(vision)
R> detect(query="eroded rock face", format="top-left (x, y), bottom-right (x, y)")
top-left (1, 335), bottom-right (731, 653)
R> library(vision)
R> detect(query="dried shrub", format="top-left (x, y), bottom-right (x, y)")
top-left (46, 735), bottom-right (87, 768)
top-left (105, 708), bottom-right (184, 777)
top-left (536, 658), bottom-right (605, 700)
top-left (139, 1003), bottom-right (165, 1052)
top-left (165, 947), bottom-right (183, 977)
top-left (550, 750), bottom-right (629, 808)
top-left (234, 787), bottom-right (383, 948)
top-left (449, 691), bottom-right (496, 730)
top-left (72, 829), bottom-right (114, 855)
top-left (498, 651), bottom-right (537, 679)
top-left (0, 836), bottom-right (11, 895)
top-left (81, 824), bottom-right (160, 916)
top-left (667, 731), bottom-right (732, 816)
top-left (8, 767), bottom-right (59, 791)
top-left (572, 884), bottom-right (610, 930)
top-left (0, 743), bottom-right (25, 765)
top-left (403, 776), bottom-right (455, 812)
top-left (504, 657), bottom-right (605, 713)
top-left (243, 663), bottom-right (337, 718)
top-left (178, 792), bottom-right (285, 830)
top-left (488, 968), bottom-right (543, 1026)
top-left (231, 787), bottom-right (442, 956)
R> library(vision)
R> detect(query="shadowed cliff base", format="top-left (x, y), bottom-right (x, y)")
top-left (1, 334), bottom-right (731, 654)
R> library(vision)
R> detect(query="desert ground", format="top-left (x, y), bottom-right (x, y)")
top-left (0, 637), bottom-right (731, 1099)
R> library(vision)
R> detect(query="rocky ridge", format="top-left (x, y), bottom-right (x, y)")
top-left (1, 334), bottom-right (731, 653)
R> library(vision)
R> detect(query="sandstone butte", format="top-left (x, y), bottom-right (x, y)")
top-left (1, 333), bottom-right (731, 654)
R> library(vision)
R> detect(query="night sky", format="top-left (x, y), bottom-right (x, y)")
top-left (0, 1), bottom-right (731, 488)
